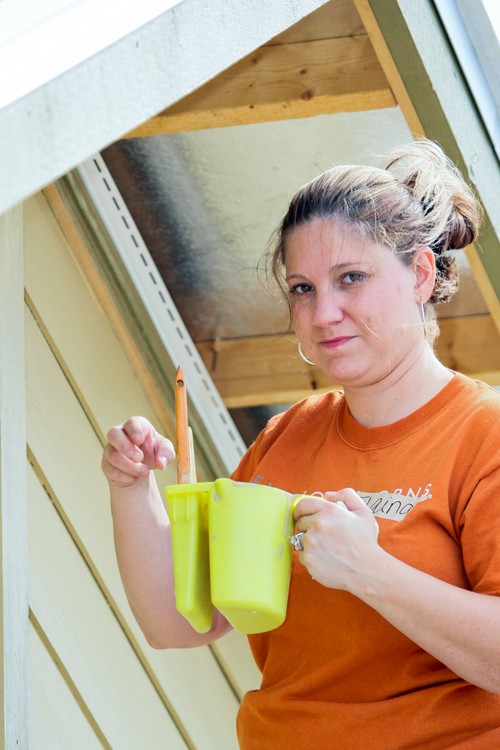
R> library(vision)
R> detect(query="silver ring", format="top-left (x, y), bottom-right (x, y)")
top-left (291, 532), bottom-right (305, 551)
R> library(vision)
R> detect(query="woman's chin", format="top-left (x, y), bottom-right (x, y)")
top-left (322, 360), bottom-right (380, 388)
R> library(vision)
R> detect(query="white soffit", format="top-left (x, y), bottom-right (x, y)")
top-left (78, 156), bottom-right (247, 474)
top-left (0, 0), bottom-right (179, 109)
top-left (0, 0), bottom-right (329, 215)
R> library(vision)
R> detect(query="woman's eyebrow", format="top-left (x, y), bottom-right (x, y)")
top-left (286, 261), bottom-right (373, 281)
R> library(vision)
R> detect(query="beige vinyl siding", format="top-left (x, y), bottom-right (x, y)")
top-left (28, 463), bottom-right (186, 749)
top-left (30, 621), bottom-right (104, 750)
top-left (24, 193), bottom-right (260, 748)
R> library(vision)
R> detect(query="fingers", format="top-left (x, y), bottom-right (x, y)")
top-left (119, 416), bottom-right (155, 453)
top-left (291, 489), bottom-right (380, 590)
top-left (112, 418), bottom-right (174, 466)
top-left (293, 493), bottom-right (350, 525)
top-left (102, 417), bottom-right (175, 488)
top-left (293, 495), bottom-right (329, 522)
top-left (325, 488), bottom-right (372, 516)
top-left (293, 488), bottom-right (376, 532)
top-left (325, 489), bottom-right (379, 538)
top-left (106, 420), bottom-right (144, 462)
top-left (101, 442), bottom-right (149, 488)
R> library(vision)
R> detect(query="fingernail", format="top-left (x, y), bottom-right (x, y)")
top-left (159, 456), bottom-right (167, 468)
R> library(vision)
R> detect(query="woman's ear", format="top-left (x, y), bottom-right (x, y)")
top-left (413, 246), bottom-right (436, 303)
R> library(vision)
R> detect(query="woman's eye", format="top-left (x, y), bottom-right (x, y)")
top-left (341, 272), bottom-right (366, 285)
top-left (288, 283), bottom-right (313, 296)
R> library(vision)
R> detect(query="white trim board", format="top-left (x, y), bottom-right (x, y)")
top-left (0, 0), bottom-right (329, 214)
top-left (0, 207), bottom-right (29, 748)
top-left (78, 155), bottom-right (247, 473)
top-left (0, 0), bottom-right (179, 110)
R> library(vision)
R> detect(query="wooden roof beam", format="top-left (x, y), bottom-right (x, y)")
top-left (197, 314), bottom-right (500, 407)
top-left (125, 35), bottom-right (395, 136)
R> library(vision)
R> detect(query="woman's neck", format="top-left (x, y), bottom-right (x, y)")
top-left (343, 344), bottom-right (453, 428)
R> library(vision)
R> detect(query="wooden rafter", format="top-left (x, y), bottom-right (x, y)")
top-left (125, 34), bottom-right (395, 136)
top-left (197, 315), bottom-right (500, 408)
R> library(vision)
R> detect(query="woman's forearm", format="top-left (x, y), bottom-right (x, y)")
top-left (295, 492), bottom-right (500, 692)
top-left (354, 547), bottom-right (500, 693)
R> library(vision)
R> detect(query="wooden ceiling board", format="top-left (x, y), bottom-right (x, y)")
top-left (197, 314), bottom-right (500, 408)
top-left (125, 34), bottom-right (394, 136)
top-left (268, 0), bottom-right (365, 44)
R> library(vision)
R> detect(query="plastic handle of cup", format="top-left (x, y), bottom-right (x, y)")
top-left (291, 494), bottom-right (311, 517)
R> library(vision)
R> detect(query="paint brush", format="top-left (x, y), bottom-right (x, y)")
top-left (175, 366), bottom-right (196, 483)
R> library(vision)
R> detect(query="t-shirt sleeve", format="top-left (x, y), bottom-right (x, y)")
top-left (230, 435), bottom-right (263, 483)
top-left (460, 447), bottom-right (500, 596)
top-left (229, 409), bottom-right (292, 484)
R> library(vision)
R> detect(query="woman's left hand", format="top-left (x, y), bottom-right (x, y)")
top-left (293, 488), bottom-right (381, 591)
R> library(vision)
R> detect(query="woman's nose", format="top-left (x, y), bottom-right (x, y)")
top-left (312, 289), bottom-right (343, 327)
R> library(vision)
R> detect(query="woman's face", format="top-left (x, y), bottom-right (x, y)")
top-left (284, 218), bottom-right (425, 388)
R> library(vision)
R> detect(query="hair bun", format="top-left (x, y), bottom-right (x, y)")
top-left (431, 195), bottom-right (479, 253)
top-left (386, 139), bottom-right (481, 253)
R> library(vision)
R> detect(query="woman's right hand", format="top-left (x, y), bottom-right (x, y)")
top-left (101, 416), bottom-right (176, 489)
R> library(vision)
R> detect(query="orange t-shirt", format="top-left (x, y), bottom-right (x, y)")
top-left (232, 373), bottom-right (500, 749)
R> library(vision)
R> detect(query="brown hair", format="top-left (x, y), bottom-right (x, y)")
top-left (267, 139), bottom-right (481, 340)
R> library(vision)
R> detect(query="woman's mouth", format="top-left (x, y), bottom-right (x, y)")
top-left (320, 336), bottom-right (355, 349)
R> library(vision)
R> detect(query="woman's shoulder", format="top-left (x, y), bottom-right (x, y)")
top-left (452, 372), bottom-right (500, 415)
top-left (264, 389), bottom-right (344, 435)
top-left (446, 373), bottom-right (500, 453)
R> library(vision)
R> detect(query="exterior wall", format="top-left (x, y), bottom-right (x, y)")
top-left (24, 193), bottom-right (259, 749)
top-left (0, 205), bottom-right (29, 748)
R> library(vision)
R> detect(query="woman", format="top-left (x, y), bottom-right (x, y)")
top-left (102, 139), bottom-right (500, 748)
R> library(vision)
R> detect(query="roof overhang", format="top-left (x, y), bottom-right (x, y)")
top-left (0, 0), bottom-right (329, 214)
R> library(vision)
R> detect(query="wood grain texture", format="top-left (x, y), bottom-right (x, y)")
top-left (126, 35), bottom-right (394, 136)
